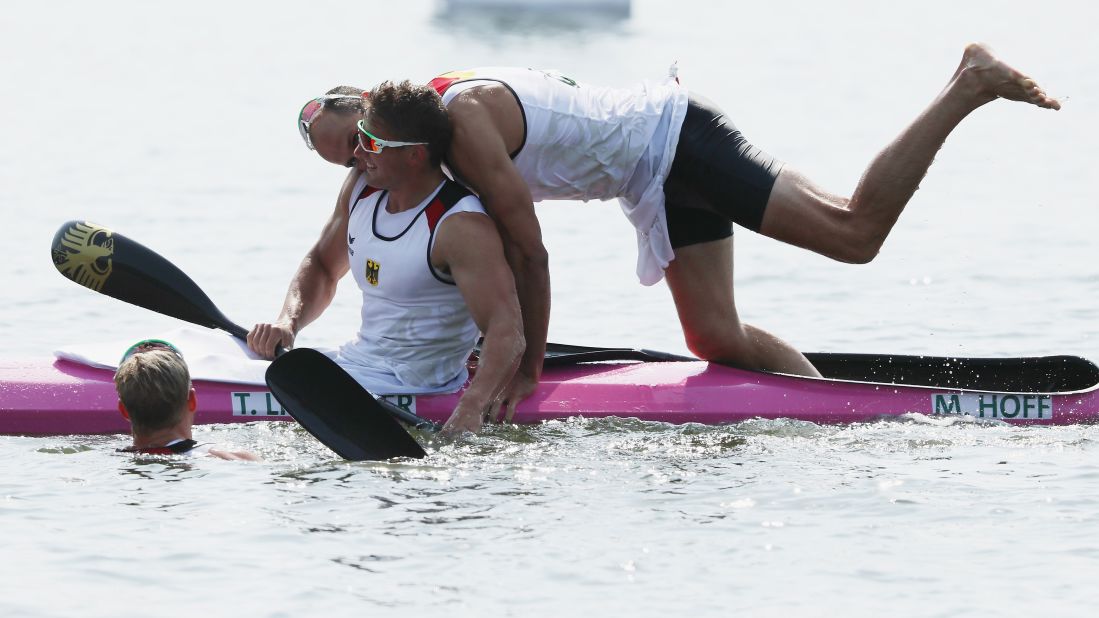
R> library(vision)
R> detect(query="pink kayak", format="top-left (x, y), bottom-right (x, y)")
top-left (3, 348), bottom-right (1098, 435)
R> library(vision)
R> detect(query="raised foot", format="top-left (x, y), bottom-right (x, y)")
top-left (959, 43), bottom-right (1061, 110)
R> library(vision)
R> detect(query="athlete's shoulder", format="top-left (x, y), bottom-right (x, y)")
top-left (446, 83), bottom-right (513, 112)
top-left (446, 90), bottom-right (523, 157)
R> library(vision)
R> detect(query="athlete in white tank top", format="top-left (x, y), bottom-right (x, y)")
top-left (338, 176), bottom-right (487, 394)
top-left (430, 66), bottom-right (689, 285)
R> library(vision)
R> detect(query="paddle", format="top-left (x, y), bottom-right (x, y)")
top-left (50, 220), bottom-right (431, 459)
top-left (266, 349), bottom-right (427, 460)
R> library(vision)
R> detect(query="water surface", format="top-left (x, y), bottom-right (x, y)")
top-left (1, 1), bottom-right (1097, 615)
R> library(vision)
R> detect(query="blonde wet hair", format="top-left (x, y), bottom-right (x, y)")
top-left (113, 349), bottom-right (192, 432)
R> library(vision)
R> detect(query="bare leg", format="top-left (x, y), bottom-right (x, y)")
top-left (664, 238), bottom-right (822, 377)
top-left (760, 43), bottom-right (1060, 262)
top-left (662, 44), bottom-right (1057, 377)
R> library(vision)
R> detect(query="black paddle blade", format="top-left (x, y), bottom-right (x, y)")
top-left (265, 348), bottom-right (426, 461)
top-left (50, 220), bottom-right (245, 339)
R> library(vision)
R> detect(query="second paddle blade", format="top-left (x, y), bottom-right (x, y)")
top-left (265, 348), bottom-right (426, 461)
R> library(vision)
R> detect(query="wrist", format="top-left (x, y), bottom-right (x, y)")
top-left (519, 356), bottom-right (542, 380)
top-left (276, 316), bottom-right (298, 335)
top-left (454, 392), bottom-right (490, 416)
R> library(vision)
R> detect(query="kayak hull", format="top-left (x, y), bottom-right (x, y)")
top-left (3, 356), bottom-right (1098, 435)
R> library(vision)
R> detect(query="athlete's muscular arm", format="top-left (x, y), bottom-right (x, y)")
top-left (247, 169), bottom-right (357, 359)
top-left (446, 92), bottom-right (547, 418)
top-left (431, 212), bottom-right (524, 436)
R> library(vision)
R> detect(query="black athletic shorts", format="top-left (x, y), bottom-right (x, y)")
top-left (663, 94), bottom-right (783, 248)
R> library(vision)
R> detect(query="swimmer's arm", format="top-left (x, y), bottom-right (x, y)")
top-left (446, 98), bottom-right (548, 406)
top-left (432, 212), bottom-right (524, 435)
top-left (247, 169), bottom-right (356, 359)
top-left (208, 448), bottom-right (262, 462)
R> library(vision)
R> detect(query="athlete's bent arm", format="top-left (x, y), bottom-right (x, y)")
top-left (432, 212), bottom-right (525, 436)
top-left (446, 98), bottom-right (547, 415)
top-left (247, 170), bottom-right (357, 359)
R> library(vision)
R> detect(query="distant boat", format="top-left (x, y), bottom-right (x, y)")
top-left (441, 0), bottom-right (630, 14)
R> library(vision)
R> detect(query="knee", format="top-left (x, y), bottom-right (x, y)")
top-left (770, 191), bottom-right (883, 264)
top-left (683, 326), bottom-right (749, 364)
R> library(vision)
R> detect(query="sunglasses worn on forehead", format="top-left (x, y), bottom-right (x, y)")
top-left (119, 339), bottom-right (184, 365)
top-left (356, 119), bottom-right (428, 154)
top-left (298, 94), bottom-right (362, 151)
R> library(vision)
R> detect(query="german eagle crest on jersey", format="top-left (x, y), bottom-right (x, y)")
top-left (365, 259), bottom-right (380, 286)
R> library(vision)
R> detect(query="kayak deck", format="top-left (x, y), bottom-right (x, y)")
top-left (804, 352), bottom-right (1099, 392)
top-left (2, 351), bottom-right (1098, 435)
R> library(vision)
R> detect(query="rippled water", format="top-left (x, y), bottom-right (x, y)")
top-left (2, 0), bottom-right (1098, 616)
top-left (4, 418), bottom-right (1098, 616)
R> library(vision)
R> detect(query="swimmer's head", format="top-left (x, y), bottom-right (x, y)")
top-left (114, 344), bottom-right (194, 433)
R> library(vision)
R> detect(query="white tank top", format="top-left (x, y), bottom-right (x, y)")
top-left (337, 176), bottom-right (487, 395)
top-left (430, 66), bottom-right (689, 285)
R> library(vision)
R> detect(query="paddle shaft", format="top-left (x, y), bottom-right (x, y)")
top-left (376, 397), bottom-right (441, 431)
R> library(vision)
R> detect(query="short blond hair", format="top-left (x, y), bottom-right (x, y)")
top-left (114, 349), bottom-right (191, 432)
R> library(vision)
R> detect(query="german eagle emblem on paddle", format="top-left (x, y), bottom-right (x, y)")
top-left (51, 221), bottom-right (115, 292)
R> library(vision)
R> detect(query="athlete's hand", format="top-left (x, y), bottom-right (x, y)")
top-left (439, 402), bottom-right (485, 438)
top-left (497, 370), bottom-right (537, 423)
top-left (247, 322), bottom-right (295, 360)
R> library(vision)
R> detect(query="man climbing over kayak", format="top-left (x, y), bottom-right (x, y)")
top-left (293, 43), bottom-right (1060, 417)
top-left (248, 81), bottom-right (524, 436)
top-left (115, 339), bottom-right (259, 460)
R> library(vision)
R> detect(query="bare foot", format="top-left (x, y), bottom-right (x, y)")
top-left (956, 43), bottom-right (1061, 110)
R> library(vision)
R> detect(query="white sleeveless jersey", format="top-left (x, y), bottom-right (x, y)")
top-left (337, 177), bottom-right (487, 395)
top-left (430, 66), bottom-right (689, 285)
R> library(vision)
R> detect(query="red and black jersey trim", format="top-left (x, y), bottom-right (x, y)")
top-left (120, 439), bottom-right (199, 455)
top-left (424, 182), bottom-right (475, 285)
